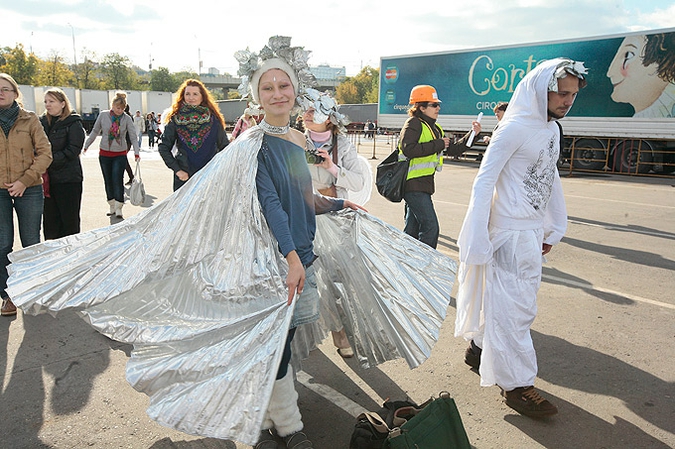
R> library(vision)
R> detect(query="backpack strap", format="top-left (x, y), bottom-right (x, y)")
top-left (555, 121), bottom-right (564, 151)
top-left (356, 411), bottom-right (391, 434)
top-left (331, 133), bottom-right (338, 165)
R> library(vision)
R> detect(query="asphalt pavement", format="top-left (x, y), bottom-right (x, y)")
top-left (1, 133), bottom-right (674, 448)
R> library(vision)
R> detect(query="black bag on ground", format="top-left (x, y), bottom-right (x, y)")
top-left (384, 392), bottom-right (471, 449)
top-left (350, 392), bottom-right (471, 449)
top-left (376, 149), bottom-right (409, 203)
top-left (350, 400), bottom-right (418, 449)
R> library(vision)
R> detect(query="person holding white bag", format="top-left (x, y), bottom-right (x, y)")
top-left (83, 92), bottom-right (140, 219)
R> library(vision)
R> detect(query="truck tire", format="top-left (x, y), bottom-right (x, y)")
top-left (612, 139), bottom-right (653, 174)
top-left (571, 138), bottom-right (607, 171)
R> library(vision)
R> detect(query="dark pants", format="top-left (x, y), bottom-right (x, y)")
top-left (0, 185), bottom-right (43, 298)
top-left (43, 182), bottom-right (83, 239)
top-left (148, 130), bottom-right (156, 147)
top-left (276, 327), bottom-right (297, 380)
top-left (125, 160), bottom-right (134, 181)
top-left (403, 190), bottom-right (439, 249)
top-left (99, 154), bottom-right (127, 202)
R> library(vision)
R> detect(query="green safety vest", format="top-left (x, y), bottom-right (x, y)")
top-left (400, 119), bottom-right (444, 180)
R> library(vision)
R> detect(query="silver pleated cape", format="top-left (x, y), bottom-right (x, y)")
top-left (7, 127), bottom-right (456, 445)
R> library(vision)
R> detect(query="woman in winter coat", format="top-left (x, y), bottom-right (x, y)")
top-left (40, 87), bottom-right (86, 239)
top-left (0, 73), bottom-right (52, 316)
top-left (158, 79), bottom-right (229, 191)
top-left (83, 91), bottom-right (140, 219)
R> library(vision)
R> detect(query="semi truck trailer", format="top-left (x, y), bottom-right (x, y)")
top-left (378, 27), bottom-right (675, 175)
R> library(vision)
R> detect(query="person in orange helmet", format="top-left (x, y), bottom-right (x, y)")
top-left (397, 85), bottom-right (480, 248)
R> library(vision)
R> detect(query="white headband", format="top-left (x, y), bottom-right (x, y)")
top-left (249, 58), bottom-right (299, 103)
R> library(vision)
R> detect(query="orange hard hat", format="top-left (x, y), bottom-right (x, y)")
top-left (409, 85), bottom-right (442, 104)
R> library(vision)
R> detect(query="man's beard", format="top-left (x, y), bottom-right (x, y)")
top-left (548, 108), bottom-right (566, 120)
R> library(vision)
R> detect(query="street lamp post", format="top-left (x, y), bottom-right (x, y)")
top-left (68, 23), bottom-right (79, 86)
top-left (67, 23), bottom-right (77, 66)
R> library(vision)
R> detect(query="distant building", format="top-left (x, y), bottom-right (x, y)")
top-left (199, 64), bottom-right (345, 93)
top-left (311, 64), bottom-right (346, 82)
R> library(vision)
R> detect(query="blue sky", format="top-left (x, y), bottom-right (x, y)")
top-left (1, 0), bottom-right (674, 76)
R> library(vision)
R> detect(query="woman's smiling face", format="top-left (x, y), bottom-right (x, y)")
top-left (257, 69), bottom-right (295, 117)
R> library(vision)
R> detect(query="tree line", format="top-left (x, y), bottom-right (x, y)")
top-left (0, 43), bottom-right (379, 104)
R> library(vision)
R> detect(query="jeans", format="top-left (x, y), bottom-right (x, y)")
top-left (137, 130), bottom-right (143, 148)
top-left (290, 265), bottom-right (320, 328)
top-left (275, 265), bottom-right (320, 379)
top-left (99, 154), bottom-right (127, 202)
top-left (0, 185), bottom-right (44, 298)
top-left (403, 190), bottom-right (439, 249)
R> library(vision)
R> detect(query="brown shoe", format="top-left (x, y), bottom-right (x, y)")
top-left (332, 329), bottom-right (354, 358)
top-left (337, 347), bottom-right (354, 358)
top-left (502, 386), bottom-right (558, 418)
top-left (2, 297), bottom-right (17, 316)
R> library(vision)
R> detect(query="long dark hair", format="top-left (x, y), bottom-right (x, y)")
top-left (168, 79), bottom-right (226, 128)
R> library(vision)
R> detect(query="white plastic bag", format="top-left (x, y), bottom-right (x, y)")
top-left (129, 161), bottom-right (146, 206)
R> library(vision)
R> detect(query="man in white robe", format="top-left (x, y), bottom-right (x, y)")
top-left (454, 58), bottom-right (588, 418)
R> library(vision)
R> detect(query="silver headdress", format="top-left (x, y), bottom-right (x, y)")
top-left (298, 88), bottom-right (351, 134)
top-left (234, 36), bottom-right (318, 104)
top-left (247, 102), bottom-right (263, 117)
top-left (548, 59), bottom-right (588, 92)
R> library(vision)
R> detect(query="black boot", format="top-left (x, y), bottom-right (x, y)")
top-left (464, 340), bottom-right (482, 370)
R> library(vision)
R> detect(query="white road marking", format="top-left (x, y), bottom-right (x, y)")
top-left (296, 370), bottom-right (370, 418)
top-left (543, 274), bottom-right (675, 310)
top-left (568, 218), bottom-right (675, 238)
top-left (565, 194), bottom-right (675, 210)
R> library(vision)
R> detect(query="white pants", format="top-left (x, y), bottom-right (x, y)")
top-left (455, 227), bottom-right (543, 390)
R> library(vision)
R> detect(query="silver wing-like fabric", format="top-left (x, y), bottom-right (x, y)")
top-left (313, 211), bottom-right (456, 369)
top-left (7, 127), bottom-right (456, 445)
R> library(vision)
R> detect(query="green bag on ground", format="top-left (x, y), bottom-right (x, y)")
top-left (383, 392), bottom-right (471, 449)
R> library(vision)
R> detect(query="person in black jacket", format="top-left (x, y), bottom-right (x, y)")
top-left (40, 87), bottom-right (85, 239)
top-left (398, 85), bottom-right (481, 248)
top-left (158, 79), bottom-right (229, 191)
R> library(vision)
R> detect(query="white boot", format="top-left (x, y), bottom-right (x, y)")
top-left (106, 199), bottom-right (115, 216)
top-left (261, 409), bottom-right (274, 431)
top-left (267, 367), bottom-right (303, 438)
top-left (115, 200), bottom-right (124, 218)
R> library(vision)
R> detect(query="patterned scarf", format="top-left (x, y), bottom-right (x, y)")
top-left (0, 101), bottom-right (19, 136)
top-left (175, 105), bottom-right (213, 153)
top-left (108, 111), bottom-right (123, 146)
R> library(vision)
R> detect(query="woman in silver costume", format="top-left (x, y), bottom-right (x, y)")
top-left (246, 42), bottom-right (365, 448)
top-left (7, 37), bottom-right (456, 447)
top-left (298, 88), bottom-right (371, 359)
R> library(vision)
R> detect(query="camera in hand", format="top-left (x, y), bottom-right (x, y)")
top-left (305, 148), bottom-right (325, 164)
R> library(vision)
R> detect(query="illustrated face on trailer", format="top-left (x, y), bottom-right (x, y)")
top-left (606, 34), bottom-right (672, 115)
